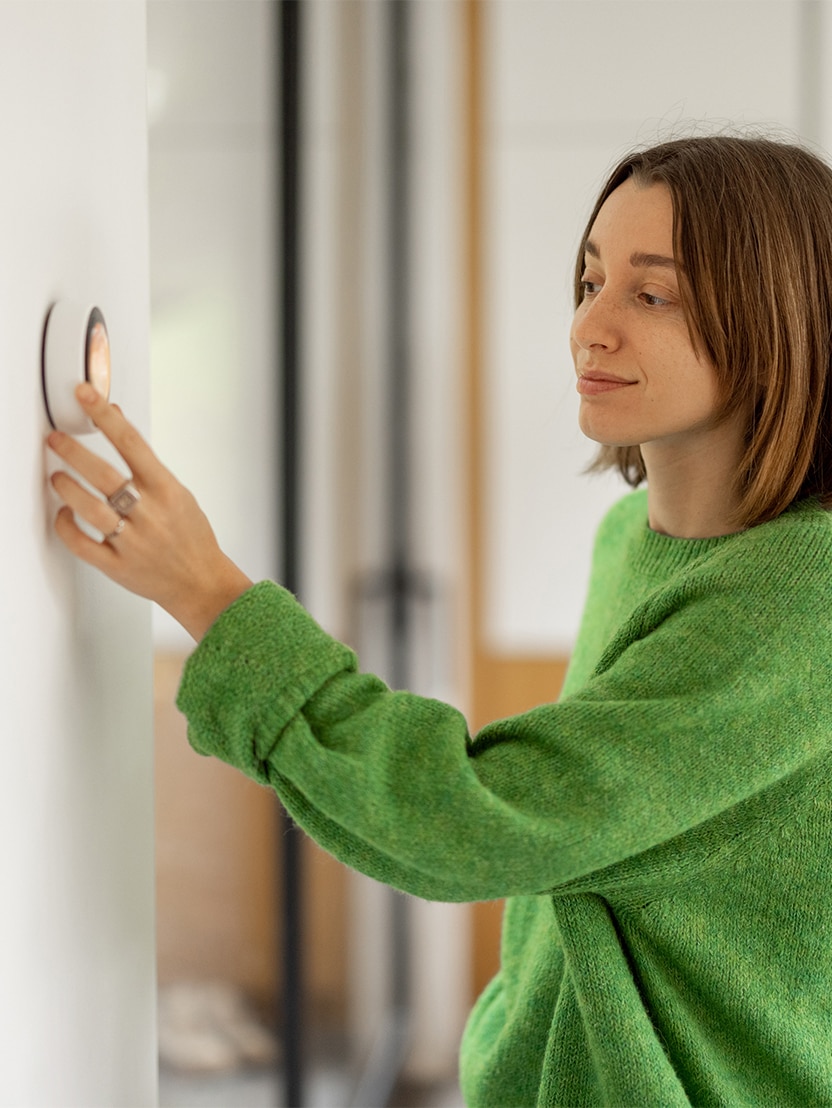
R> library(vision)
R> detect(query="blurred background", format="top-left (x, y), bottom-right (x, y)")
top-left (148, 1), bottom-right (829, 1105)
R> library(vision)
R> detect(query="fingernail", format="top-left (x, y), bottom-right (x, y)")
top-left (47, 431), bottom-right (65, 448)
top-left (77, 382), bottom-right (96, 403)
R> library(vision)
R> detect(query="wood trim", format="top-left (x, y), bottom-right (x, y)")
top-left (469, 656), bottom-right (569, 997)
top-left (463, 0), bottom-right (484, 670)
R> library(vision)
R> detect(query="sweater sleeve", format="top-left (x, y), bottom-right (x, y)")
top-left (177, 546), bottom-right (832, 903)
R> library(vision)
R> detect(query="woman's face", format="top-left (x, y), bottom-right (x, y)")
top-left (570, 179), bottom-right (724, 455)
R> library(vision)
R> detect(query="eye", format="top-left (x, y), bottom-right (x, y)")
top-left (580, 278), bottom-right (602, 299)
top-left (640, 291), bottom-right (671, 308)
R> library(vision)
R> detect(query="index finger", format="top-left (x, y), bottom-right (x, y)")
top-left (74, 383), bottom-right (163, 489)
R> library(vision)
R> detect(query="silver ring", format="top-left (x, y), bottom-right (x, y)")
top-left (107, 480), bottom-right (141, 517)
top-left (104, 518), bottom-right (126, 542)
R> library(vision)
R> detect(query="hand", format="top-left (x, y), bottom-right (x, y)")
top-left (48, 383), bottom-right (254, 641)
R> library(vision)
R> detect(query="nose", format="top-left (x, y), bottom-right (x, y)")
top-left (570, 290), bottom-right (621, 352)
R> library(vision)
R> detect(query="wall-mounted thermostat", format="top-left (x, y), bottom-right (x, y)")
top-left (42, 301), bottom-right (111, 434)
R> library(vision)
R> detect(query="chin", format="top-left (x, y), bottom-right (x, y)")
top-left (578, 412), bottom-right (641, 448)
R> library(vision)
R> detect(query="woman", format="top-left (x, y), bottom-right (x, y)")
top-left (48, 135), bottom-right (832, 1105)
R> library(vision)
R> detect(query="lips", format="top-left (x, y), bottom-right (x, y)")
top-left (576, 370), bottom-right (636, 396)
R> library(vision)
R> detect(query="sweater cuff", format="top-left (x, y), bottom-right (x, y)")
top-left (176, 580), bottom-right (357, 777)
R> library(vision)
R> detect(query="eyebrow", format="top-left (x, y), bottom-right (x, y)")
top-left (584, 239), bottom-right (677, 271)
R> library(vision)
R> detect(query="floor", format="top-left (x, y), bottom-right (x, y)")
top-left (158, 1065), bottom-right (465, 1108)
top-left (156, 981), bottom-right (465, 1108)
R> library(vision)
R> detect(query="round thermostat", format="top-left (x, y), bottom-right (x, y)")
top-left (42, 301), bottom-right (111, 434)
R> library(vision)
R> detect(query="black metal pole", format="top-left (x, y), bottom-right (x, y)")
top-left (278, 2), bottom-right (304, 1105)
top-left (386, 0), bottom-right (412, 1068)
top-left (389, 0), bottom-right (411, 691)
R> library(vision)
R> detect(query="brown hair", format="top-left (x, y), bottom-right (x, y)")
top-left (577, 135), bottom-right (832, 526)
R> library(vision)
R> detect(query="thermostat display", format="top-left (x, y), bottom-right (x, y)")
top-left (42, 301), bottom-right (111, 434)
top-left (86, 308), bottom-right (111, 400)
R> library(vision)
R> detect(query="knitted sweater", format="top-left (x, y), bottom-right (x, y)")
top-left (177, 490), bottom-right (832, 1106)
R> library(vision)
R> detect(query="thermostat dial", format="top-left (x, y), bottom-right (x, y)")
top-left (42, 301), bottom-right (111, 434)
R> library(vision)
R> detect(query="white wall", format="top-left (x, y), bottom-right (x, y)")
top-left (483, 0), bottom-right (812, 652)
top-left (1, 3), bottom-right (156, 1104)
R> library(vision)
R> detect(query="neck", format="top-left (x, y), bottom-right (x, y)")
top-left (641, 416), bottom-right (747, 539)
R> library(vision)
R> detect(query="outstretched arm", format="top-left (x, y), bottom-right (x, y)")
top-left (48, 385), bottom-right (832, 904)
top-left (48, 382), bottom-right (253, 641)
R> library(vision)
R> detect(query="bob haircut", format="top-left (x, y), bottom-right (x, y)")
top-left (576, 134), bottom-right (832, 527)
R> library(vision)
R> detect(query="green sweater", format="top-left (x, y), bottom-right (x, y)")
top-left (178, 490), bottom-right (832, 1106)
